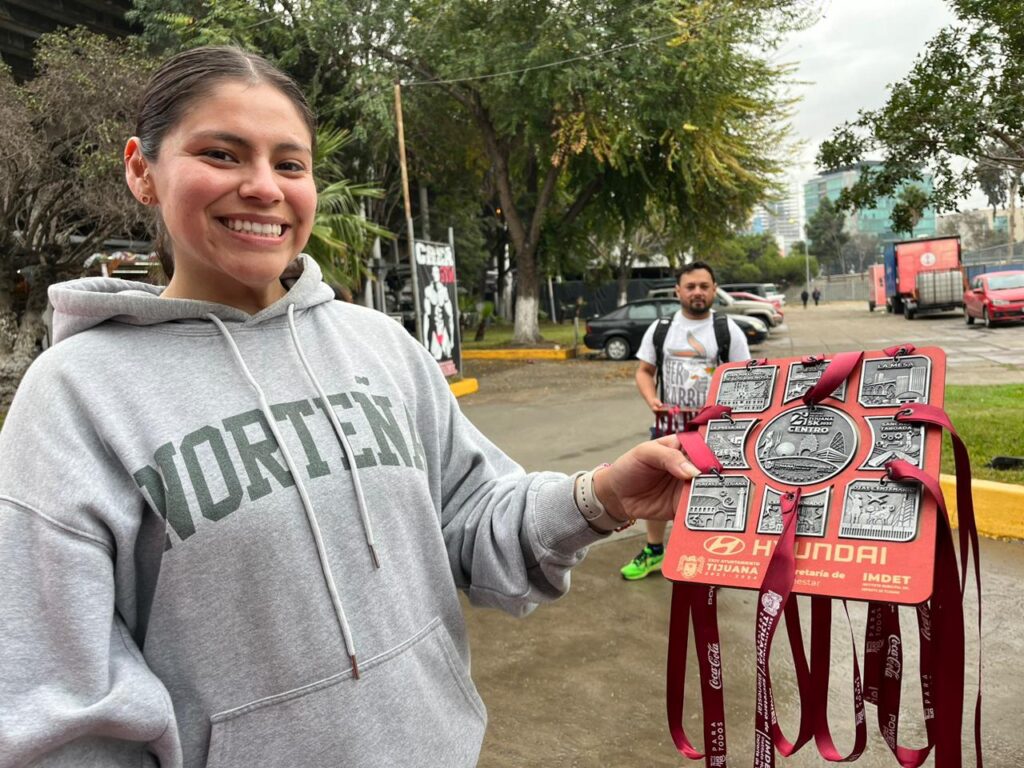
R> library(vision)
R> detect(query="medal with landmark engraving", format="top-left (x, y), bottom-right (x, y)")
top-left (783, 360), bottom-right (847, 403)
top-left (757, 486), bottom-right (830, 537)
top-left (705, 418), bottom-right (757, 469)
top-left (755, 405), bottom-right (857, 485)
top-left (840, 480), bottom-right (921, 542)
top-left (715, 366), bottom-right (777, 412)
top-left (860, 417), bottom-right (925, 470)
top-left (684, 475), bottom-right (750, 532)
top-left (858, 355), bottom-right (931, 408)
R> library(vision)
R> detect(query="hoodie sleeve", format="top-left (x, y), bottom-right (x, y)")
top-left (405, 341), bottom-right (605, 617)
top-left (0, 354), bottom-right (180, 767)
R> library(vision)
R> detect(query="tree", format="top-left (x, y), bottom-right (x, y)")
top-left (937, 209), bottom-right (1005, 250)
top-left (891, 185), bottom-right (930, 238)
top-left (0, 29), bottom-right (158, 407)
top-left (134, 0), bottom-right (808, 343)
top-left (842, 233), bottom-right (882, 273)
top-left (307, 126), bottom-right (391, 290)
top-left (371, 1), bottom-right (808, 342)
top-left (818, 0), bottom-right (1024, 217)
top-left (804, 197), bottom-right (850, 274)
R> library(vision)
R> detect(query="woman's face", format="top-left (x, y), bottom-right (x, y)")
top-left (128, 79), bottom-right (317, 308)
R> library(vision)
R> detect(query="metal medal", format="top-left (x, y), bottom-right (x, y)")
top-left (859, 417), bottom-right (926, 470)
top-left (705, 418), bottom-right (757, 469)
top-left (783, 360), bottom-right (847, 403)
top-left (839, 479), bottom-right (921, 542)
top-left (857, 355), bottom-right (932, 408)
top-left (755, 405), bottom-right (858, 485)
top-left (716, 366), bottom-right (778, 413)
top-left (684, 475), bottom-right (751, 532)
top-left (757, 486), bottom-right (831, 537)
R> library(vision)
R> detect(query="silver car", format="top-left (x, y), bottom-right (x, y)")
top-left (646, 287), bottom-right (782, 330)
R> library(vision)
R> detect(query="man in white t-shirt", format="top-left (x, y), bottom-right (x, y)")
top-left (620, 261), bottom-right (750, 580)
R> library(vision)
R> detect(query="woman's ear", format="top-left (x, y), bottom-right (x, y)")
top-left (125, 137), bottom-right (156, 206)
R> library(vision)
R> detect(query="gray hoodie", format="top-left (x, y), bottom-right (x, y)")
top-left (0, 256), bottom-right (603, 767)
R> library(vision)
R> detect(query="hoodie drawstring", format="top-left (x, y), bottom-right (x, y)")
top-left (206, 311), bottom-right (365, 679)
top-left (286, 305), bottom-right (379, 569)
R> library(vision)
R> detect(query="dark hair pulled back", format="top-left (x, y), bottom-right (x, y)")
top-left (135, 46), bottom-right (316, 278)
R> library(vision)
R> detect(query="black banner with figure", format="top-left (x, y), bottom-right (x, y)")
top-left (415, 240), bottom-right (461, 377)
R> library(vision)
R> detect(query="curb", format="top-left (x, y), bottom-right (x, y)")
top-left (462, 347), bottom-right (577, 361)
top-left (941, 473), bottom-right (1024, 540)
top-left (449, 378), bottom-right (479, 398)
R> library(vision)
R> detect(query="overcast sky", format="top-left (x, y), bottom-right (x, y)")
top-left (779, 0), bottom-right (958, 196)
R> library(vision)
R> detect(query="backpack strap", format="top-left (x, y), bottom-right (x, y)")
top-left (712, 312), bottom-right (731, 364)
top-left (652, 317), bottom-right (673, 401)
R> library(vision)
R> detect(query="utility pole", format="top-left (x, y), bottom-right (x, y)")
top-left (394, 82), bottom-right (422, 343)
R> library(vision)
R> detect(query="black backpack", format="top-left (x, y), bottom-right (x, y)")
top-left (653, 312), bottom-right (731, 402)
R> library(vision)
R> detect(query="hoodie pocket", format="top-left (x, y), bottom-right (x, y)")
top-left (204, 619), bottom-right (486, 768)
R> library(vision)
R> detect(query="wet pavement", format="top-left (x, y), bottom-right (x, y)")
top-left (458, 301), bottom-right (1023, 766)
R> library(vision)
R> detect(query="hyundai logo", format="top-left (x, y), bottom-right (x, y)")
top-left (703, 535), bottom-right (746, 556)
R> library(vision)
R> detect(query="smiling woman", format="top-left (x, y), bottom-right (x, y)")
top-left (0, 46), bottom-right (705, 768)
top-left (125, 51), bottom-right (318, 314)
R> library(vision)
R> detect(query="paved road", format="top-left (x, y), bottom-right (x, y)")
top-left (756, 300), bottom-right (1024, 385)
top-left (457, 302), bottom-right (1022, 767)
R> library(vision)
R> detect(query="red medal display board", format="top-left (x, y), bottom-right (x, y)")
top-left (665, 346), bottom-right (945, 605)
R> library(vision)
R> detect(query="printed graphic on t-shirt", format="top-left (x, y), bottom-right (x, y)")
top-left (662, 331), bottom-right (715, 409)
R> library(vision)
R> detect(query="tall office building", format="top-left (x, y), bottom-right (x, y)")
top-left (803, 163), bottom-right (936, 242)
top-left (748, 183), bottom-right (804, 255)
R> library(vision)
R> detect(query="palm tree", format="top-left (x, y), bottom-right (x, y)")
top-left (305, 125), bottom-right (392, 290)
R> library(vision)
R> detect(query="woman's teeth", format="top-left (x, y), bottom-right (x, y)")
top-left (222, 218), bottom-right (283, 237)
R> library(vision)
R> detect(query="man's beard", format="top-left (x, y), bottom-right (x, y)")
top-left (682, 297), bottom-right (711, 318)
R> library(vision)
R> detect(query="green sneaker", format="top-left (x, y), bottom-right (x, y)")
top-left (620, 545), bottom-right (664, 580)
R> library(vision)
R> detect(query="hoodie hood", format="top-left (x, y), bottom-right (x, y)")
top-left (49, 254), bottom-right (335, 344)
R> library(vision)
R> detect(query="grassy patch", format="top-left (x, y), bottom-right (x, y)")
top-left (942, 384), bottom-right (1024, 485)
top-left (461, 321), bottom-right (581, 349)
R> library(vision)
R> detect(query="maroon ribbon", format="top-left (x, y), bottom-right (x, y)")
top-left (665, 356), bottom-right (981, 767)
top-left (894, 401), bottom-right (982, 766)
top-left (752, 489), bottom-right (801, 768)
top-left (801, 351), bottom-right (864, 407)
top-left (882, 344), bottom-right (917, 357)
top-left (886, 460), bottom-right (974, 767)
top-left (809, 597), bottom-right (868, 762)
top-left (667, 583), bottom-right (728, 765)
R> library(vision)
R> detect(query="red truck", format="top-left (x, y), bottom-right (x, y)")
top-left (867, 264), bottom-right (886, 311)
top-left (882, 236), bottom-right (965, 319)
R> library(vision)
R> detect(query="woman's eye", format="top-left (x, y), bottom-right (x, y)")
top-left (277, 161), bottom-right (306, 173)
top-left (203, 149), bottom-right (236, 162)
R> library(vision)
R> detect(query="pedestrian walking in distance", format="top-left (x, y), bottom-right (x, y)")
top-left (0, 45), bottom-right (704, 768)
top-left (812, 287), bottom-right (822, 306)
top-left (801, 288), bottom-right (809, 308)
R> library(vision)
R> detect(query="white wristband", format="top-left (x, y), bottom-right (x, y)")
top-left (573, 468), bottom-right (634, 533)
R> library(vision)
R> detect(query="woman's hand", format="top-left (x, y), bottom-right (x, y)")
top-left (592, 435), bottom-right (701, 524)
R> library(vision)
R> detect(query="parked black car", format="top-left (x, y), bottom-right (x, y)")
top-left (583, 299), bottom-right (767, 360)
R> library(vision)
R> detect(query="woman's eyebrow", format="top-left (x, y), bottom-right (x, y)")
top-left (192, 130), bottom-right (311, 156)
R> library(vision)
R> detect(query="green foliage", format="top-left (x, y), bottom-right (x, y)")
top-left (817, 0), bottom-right (1024, 215)
top-left (804, 197), bottom-right (850, 274)
top-left (0, 28), bottom-right (157, 286)
top-left (701, 232), bottom-right (811, 285)
top-left (891, 185), bottom-right (930, 237)
top-left (842, 233), bottom-right (883, 273)
top-left (305, 126), bottom-right (391, 290)
top-left (462, 321), bottom-right (578, 349)
top-left (943, 384), bottom-right (1024, 485)
top-left (130, 0), bottom-right (810, 340)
